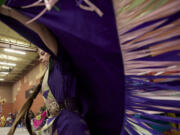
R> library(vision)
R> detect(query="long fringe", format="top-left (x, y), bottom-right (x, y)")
top-left (113, 0), bottom-right (180, 134)
top-left (21, 0), bottom-right (58, 24)
top-left (21, 0), bottom-right (103, 24)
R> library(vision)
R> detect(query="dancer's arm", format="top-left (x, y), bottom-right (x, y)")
top-left (0, 5), bottom-right (58, 55)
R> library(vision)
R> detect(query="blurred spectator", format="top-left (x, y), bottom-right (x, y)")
top-left (0, 114), bottom-right (6, 127)
top-left (12, 112), bottom-right (17, 123)
top-left (6, 113), bottom-right (13, 127)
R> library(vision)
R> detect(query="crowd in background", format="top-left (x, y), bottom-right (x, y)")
top-left (0, 112), bottom-right (16, 127)
top-left (0, 106), bottom-right (46, 128)
top-left (0, 112), bottom-right (24, 127)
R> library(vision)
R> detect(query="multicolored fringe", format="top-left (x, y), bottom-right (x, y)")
top-left (113, 0), bottom-right (180, 134)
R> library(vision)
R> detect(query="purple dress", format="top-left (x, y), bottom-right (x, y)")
top-left (38, 57), bottom-right (90, 135)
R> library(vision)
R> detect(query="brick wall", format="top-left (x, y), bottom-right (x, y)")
top-left (12, 63), bottom-right (45, 114)
top-left (0, 85), bottom-right (12, 103)
top-left (0, 85), bottom-right (12, 117)
top-left (0, 63), bottom-right (45, 117)
top-left (12, 78), bottom-right (44, 114)
top-left (2, 103), bottom-right (13, 117)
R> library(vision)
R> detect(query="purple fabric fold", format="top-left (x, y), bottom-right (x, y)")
top-left (1, 0), bottom-right (125, 135)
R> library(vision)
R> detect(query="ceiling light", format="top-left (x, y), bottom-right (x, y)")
top-left (0, 72), bottom-right (9, 75)
top-left (0, 78), bottom-right (4, 81)
top-left (0, 66), bottom-right (13, 72)
top-left (0, 66), bottom-right (10, 69)
top-left (0, 62), bottom-right (16, 66)
top-left (4, 48), bottom-right (26, 55)
top-left (0, 54), bottom-right (19, 61)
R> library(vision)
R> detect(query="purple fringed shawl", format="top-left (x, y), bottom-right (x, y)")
top-left (0, 0), bottom-right (125, 135)
top-left (1, 0), bottom-right (180, 135)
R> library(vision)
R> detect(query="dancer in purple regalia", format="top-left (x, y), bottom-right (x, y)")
top-left (0, 0), bottom-right (180, 135)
